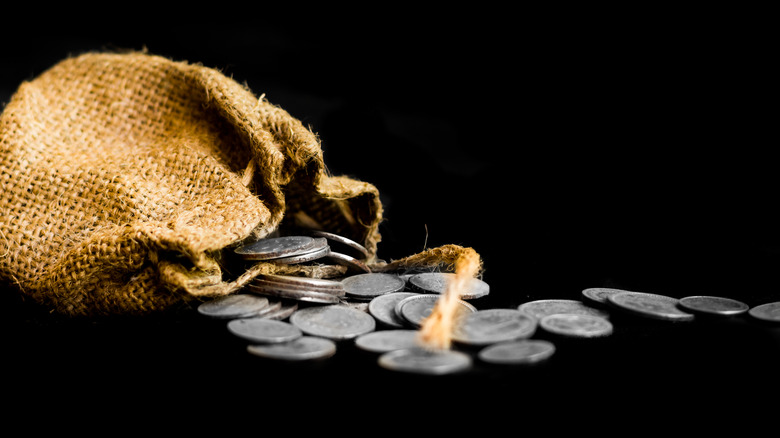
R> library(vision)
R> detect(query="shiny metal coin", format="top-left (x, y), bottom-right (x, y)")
top-left (234, 236), bottom-right (318, 261)
top-left (395, 294), bottom-right (476, 328)
top-left (254, 273), bottom-right (344, 291)
top-left (325, 251), bottom-right (371, 273)
top-left (582, 287), bottom-right (633, 304)
top-left (262, 300), bottom-right (299, 320)
top-left (678, 295), bottom-right (749, 316)
top-left (608, 291), bottom-right (694, 321)
top-left (308, 230), bottom-right (370, 260)
top-left (197, 294), bottom-right (269, 319)
top-left (341, 272), bottom-right (406, 301)
top-left (354, 329), bottom-right (420, 353)
top-left (451, 308), bottom-right (537, 346)
top-left (378, 347), bottom-right (472, 375)
top-left (246, 282), bottom-right (342, 304)
top-left (289, 305), bottom-right (376, 340)
top-left (408, 272), bottom-right (490, 299)
top-left (246, 336), bottom-right (337, 361)
top-left (539, 313), bottom-right (613, 338)
top-left (227, 318), bottom-right (303, 344)
top-left (748, 301), bottom-right (780, 322)
top-left (478, 339), bottom-right (556, 365)
top-left (368, 292), bottom-right (420, 328)
top-left (270, 242), bottom-right (330, 264)
top-left (518, 299), bottom-right (609, 320)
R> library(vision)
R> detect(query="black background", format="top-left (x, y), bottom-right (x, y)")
top-left (1, 5), bottom-right (777, 428)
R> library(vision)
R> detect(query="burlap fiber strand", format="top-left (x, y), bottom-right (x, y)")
top-left (0, 52), bottom-right (481, 318)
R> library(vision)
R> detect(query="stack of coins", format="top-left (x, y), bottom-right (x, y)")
top-left (196, 232), bottom-right (780, 375)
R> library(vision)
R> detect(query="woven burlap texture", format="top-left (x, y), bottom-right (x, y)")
top-left (0, 52), bottom-right (390, 316)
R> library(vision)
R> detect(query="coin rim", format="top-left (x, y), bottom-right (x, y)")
top-left (341, 272), bottom-right (406, 299)
top-left (395, 294), bottom-right (477, 328)
top-left (289, 305), bottom-right (377, 340)
top-left (246, 336), bottom-right (337, 361)
top-left (518, 298), bottom-right (610, 320)
top-left (234, 236), bottom-right (317, 260)
top-left (538, 313), bottom-right (614, 338)
top-left (408, 272), bottom-right (490, 299)
top-left (607, 291), bottom-right (695, 321)
top-left (477, 339), bottom-right (557, 365)
top-left (197, 294), bottom-right (270, 319)
top-left (451, 308), bottom-right (537, 346)
top-left (226, 318), bottom-right (303, 344)
top-left (368, 292), bottom-right (421, 328)
top-left (677, 295), bottom-right (750, 316)
top-left (377, 347), bottom-right (473, 375)
top-left (748, 301), bottom-right (780, 322)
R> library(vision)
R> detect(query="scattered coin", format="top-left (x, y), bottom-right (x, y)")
top-left (678, 295), bottom-right (750, 316)
top-left (234, 235), bottom-right (320, 261)
top-left (451, 308), bottom-right (537, 346)
top-left (262, 300), bottom-right (299, 320)
top-left (395, 294), bottom-right (477, 328)
top-left (378, 347), bottom-right (472, 375)
top-left (368, 292), bottom-right (421, 328)
top-left (270, 240), bottom-right (330, 264)
top-left (354, 329), bottom-right (420, 353)
top-left (341, 272), bottom-right (406, 301)
top-left (289, 305), bottom-right (376, 340)
top-left (308, 229), bottom-right (370, 260)
top-left (197, 294), bottom-right (270, 319)
top-left (408, 272), bottom-right (490, 299)
top-left (582, 287), bottom-right (633, 305)
top-left (478, 339), bottom-right (556, 365)
top-left (608, 291), bottom-right (694, 322)
top-left (518, 299), bottom-right (609, 320)
top-left (748, 302), bottom-right (780, 322)
top-left (246, 336), bottom-right (337, 361)
top-left (227, 318), bottom-right (303, 344)
top-left (539, 313), bottom-right (613, 338)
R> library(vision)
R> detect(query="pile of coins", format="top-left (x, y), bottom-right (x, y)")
top-left (197, 233), bottom-right (780, 375)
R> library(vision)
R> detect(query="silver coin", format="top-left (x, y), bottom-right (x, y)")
top-left (539, 313), bottom-right (614, 338)
top-left (408, 272), bottom-right (490, 299)
top-left (246, 282), bottom-right (342, 304)
top-left (354, 329), bottom-right (420, 353)
top-left (451, 308), bottom-right (537, 346)
top-left (227, 318), bottom-right (303, 344)
top-left (289, 305), bottom-right (376, 340)
top-left (518, 299), bottom-right (609, 320)
top-left (197, 294), bottom-right (270, 319)
top-left (582, 287), bottom-right (633, 304)
top-left (254, 273), bottom-right (345, 291)
top-left (253, 299), bottom-right (283, 317)
top-left (246, 336), bottom-right (337, 361)
top-left (478, 339), bottom-right (556, 365)
top-left (234, 236), bottom-right (318, 261)
top-left (396, 294), bottom-right (477, 328)
top-left (325, 251), bottom-right (371, 273)
top-left (368, 292), bottom-right (420, 328)
top-left (678, 295), bottom-right (750, 316)
top-left (341, 272), bottom-right (406, 301)
top-left (748, 302), bottom-right (780, 322)
top-left (270, 241), bottom-right (330, 264)
top-left (308, 229), bottom-right (370, 260)
top-left (262, 300), bottom-right (299, 320)
top-left (378, 347), bottom-right (472, 375)
top-left (608, 291), bottom-right (694, 321)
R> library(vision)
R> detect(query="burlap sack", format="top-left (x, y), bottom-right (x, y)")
top-left (0, 51), bottom-right (480, 319)
top-left (0, 51), bottom-right (389, 317)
